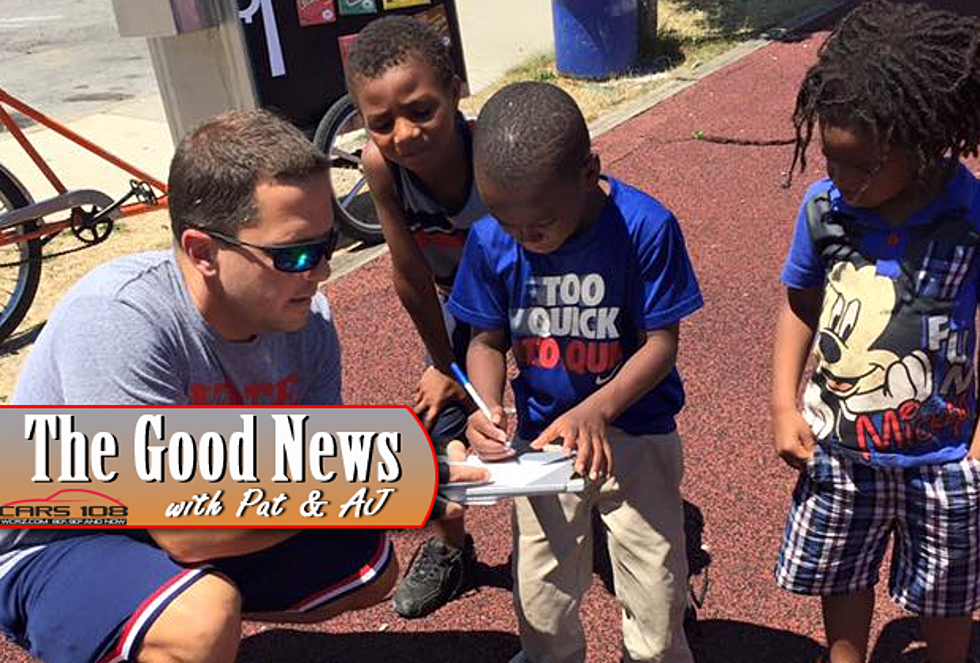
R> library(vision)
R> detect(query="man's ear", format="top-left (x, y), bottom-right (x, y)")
top-left (181, 229), bottom-right (219, 277)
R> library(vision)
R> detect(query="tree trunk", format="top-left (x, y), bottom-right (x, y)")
top-left (638, 0), bottom-right (658, 55)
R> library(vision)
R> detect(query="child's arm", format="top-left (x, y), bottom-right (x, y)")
top-left (530, 324), bottom-right (680, 481)
top-left (771, 286), bottom-right (823, 469)
top-left (362, 142), bottom-right (465, 427)
top-left (464, 327), bottom-right (513, 461)
top-left (970, 355), bottom-right (980, 459)
top-left (968, 419), bottom-right (980, 460)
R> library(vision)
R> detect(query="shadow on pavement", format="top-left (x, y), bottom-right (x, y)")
top-left (688, 619), bottom-right (825, 663)
top-left (687, 615), bottom-right (980, 663)
top-left (471, 558), bottom-right (513, 592)
top-left (0, 321), bottom-right (44, 359)
top-left (870, 617), bottom-right (980, 663)
top-left (628, 1), bottom-right (858, 80)
top-left (890, 0), bottom-right (980, 17)
top-left (666, 0), bottom-right (853, 39)
top-left (240, 628), bottom-right (521, 663)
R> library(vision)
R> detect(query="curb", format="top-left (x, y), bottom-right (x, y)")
top-left (328, 0), bottom-right (857, 284)
top-left (589, 0), bottom-right (856, 138)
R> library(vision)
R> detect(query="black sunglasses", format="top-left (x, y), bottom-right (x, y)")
top-left (200, 227), bottom-right (340, 273)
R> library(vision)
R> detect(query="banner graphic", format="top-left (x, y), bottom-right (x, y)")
top-left (0, 407), bottom-right (437, 528)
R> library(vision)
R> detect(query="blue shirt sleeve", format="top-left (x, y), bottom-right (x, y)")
top-left (447, 225), bottom-right (509, 331)
top-left (781, 187), bottom-right (828, 289)
top-left (634, 214), bottom-right (704, 330)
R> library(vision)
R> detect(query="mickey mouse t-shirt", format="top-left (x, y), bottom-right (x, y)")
top-left (448, 177), bottom-right (703, 440)
top-left (782, 163), bottom-right (980, 467)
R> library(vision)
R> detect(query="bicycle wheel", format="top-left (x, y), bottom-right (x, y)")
top-left (0, 167), bottom-right (42, 343)
top-left (314, 94), bottom-right (384, 245)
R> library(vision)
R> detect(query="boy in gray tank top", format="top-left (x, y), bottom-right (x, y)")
top-left (346, 16), bottom-right (487, 619)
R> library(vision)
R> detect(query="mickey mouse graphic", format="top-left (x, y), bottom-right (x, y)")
top-left (804, 261), bottom-right (933, 439)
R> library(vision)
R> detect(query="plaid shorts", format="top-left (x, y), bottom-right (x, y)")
top-left (775, 444), bottom-right (980, 617)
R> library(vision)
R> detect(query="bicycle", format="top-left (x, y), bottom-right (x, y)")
top-left (0, 86), bottom-right (390, 345)
top-left (0, 86), bottom-right (168, 343)
top-left (315, 93), bottom-right (383, 245)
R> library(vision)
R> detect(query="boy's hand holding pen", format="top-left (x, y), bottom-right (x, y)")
top-left (467, 407), bottom-right (513, 461)
top-left (452, 362), bottom-right (515, 461)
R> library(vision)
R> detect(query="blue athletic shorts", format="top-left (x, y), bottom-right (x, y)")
top-left (775, 444), bottom-right (980, 617)
top-left (0, 529), bottom-right (391, 663)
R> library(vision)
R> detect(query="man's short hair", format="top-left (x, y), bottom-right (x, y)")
top-left (168, 108), bottom-right (330, 240)
top-left (474, 81), bottom-right (591, 192)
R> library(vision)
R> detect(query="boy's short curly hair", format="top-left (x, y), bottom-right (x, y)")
top-left (790, 0), bottom-right (980, 186)
top-left (474, 81), bottom-right (591, 192)
top-left (345, 15), bottom-right (455, 97)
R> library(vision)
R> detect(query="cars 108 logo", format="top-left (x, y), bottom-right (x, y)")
top-left (1, 489), bottom-right (128, 525)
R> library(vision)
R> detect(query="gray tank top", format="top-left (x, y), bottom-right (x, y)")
top-left (390, 114), bottom-right (487, 288)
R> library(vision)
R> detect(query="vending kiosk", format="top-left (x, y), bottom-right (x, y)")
top-left (112, 0), bottom-right (468, 243)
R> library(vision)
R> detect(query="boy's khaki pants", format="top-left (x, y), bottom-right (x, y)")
top-left (512, 429), bottom-right (694, 663)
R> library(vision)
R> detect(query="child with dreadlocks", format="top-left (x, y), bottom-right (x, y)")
top-left (771, 2), bottom-right (980, 662)
top-left (451, 81), bottom-right (702, 663)
top-left (345, 16), bottom-right (485, 619)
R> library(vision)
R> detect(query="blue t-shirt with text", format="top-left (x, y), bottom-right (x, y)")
top-left (448, 177), bottom-right (703, 440)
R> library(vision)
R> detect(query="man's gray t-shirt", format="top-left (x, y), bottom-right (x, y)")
top-left (3, 250), bottom-right (342, 559)
top-left (13, 250), bottom-right (341, 405)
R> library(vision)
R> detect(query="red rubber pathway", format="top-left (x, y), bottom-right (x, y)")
top-left (4, 2), bottom-right (980, 662)
top-left (307, 3), bottom-right (980, 661)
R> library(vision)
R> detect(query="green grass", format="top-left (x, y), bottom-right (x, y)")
top-left (461, 0), bottom-right (835, 122)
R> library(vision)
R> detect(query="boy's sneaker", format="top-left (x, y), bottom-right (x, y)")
top-left (392, 535), bottom-right (475, 618)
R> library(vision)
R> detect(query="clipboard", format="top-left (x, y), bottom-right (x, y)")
top-left (441, 449), bottom-right (585, 505)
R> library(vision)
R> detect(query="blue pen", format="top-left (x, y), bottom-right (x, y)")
top-left (449, 362), bottom-right (515, 456)
top-left (449, 362), bottom-right (495, 421)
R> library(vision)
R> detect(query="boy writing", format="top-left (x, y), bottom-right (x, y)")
top-left (450, 81), bottom-right (702, 663)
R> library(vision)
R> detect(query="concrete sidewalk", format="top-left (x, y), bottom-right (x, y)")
top-left (4, 0), bottom-right (976, 219)
top-left (0, 0), bottom-right (553, 207)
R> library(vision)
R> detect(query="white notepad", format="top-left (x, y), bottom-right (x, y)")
top-left (441, 450), bottom-right (585, 505)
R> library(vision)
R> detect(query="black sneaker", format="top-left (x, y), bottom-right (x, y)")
top-left (392, 535), bottom-right (475, 618)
